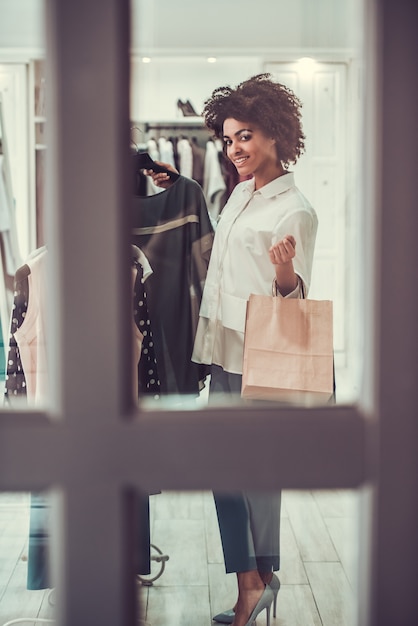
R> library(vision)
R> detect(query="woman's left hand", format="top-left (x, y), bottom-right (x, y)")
top-left (269, 235), bottom-right (296, 265)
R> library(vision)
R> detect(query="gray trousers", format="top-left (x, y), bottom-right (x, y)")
top-left (210, 365), bottom-right (281, 573)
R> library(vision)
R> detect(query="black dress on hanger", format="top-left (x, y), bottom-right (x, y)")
top-left (132, 174), bottom-right (214, 397)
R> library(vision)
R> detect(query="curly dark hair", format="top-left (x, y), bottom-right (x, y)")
top-left (202, 73), bottom-right (305, 166)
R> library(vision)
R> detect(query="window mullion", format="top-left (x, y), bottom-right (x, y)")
top-left (44, 0), bottom-right (135, 623)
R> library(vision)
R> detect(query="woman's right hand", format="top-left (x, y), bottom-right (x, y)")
top-left (143, 161), bottom-right (179, 189)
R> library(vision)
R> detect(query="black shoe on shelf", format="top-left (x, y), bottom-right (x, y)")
top-left (177, 98), bottom-right (198, 117)
top-left (184, 99), bottom-right (198, 116)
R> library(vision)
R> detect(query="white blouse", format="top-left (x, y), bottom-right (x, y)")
top-left (192, 172), bottom-right (318, 374)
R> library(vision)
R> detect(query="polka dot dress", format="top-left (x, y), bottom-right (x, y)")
top-left (4, 269), bottom-right (29, 403)
top-left (133, 260), bottom-right (160, 398)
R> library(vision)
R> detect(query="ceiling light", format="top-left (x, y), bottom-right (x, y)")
top-left (297, 57), bottom-right (316, 76)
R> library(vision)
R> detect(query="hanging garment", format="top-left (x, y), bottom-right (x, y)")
top-left (146, 138), bottom-right (159, 161)
top-left (132, 246), bottom-right (161, 399)
top-left (203, 139), bottom-right (227, 221)
top-left (158, 136), bottom-right (176, 169)
top-left (4, 265), bottom-right (31, 402)
top-left (132, 175), bottom-right (214, 396)
top-left (190, 138), bottom-right (206, 188)
top-left (218, 149), bottom-right (241, 210)
top-left (177, 137), bottom-right (193, 179)
top-left (11, 246), bottom-right (48, 405)
top-left (145, 138), bottom-right (163, 196)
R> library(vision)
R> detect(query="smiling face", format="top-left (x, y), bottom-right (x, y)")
top-left (222, 118), bottom-right (284, 189)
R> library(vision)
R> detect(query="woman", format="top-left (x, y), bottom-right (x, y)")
top-left (148, 74), bottom-right (318, 626)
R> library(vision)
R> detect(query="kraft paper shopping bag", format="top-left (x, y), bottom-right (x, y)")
top-left (241, 294), bottom-right (334, 404)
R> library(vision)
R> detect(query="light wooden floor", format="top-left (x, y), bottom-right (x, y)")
top-left (0, 489), bottom-right (359, 626)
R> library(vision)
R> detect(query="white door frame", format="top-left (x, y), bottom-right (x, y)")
top-left (0, 1), bottom-right (417, 625)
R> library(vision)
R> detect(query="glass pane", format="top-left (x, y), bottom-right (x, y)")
top-left (0, 4), bottom-right (56, 622)
top-left (130, 1), bottom-right (363, 625)
top-left (1, 5), bottom-right (49, 412)
top-left (0, 490), bottom-right (56, 624)
top-left (130, 0), bottom-right (364, 412)
top-left (138, 488), bottom-right (359, 625)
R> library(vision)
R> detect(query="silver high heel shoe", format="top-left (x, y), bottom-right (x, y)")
top-left (268, 572), bottom-right (280, 618)
top-left (212, 573), bottom-right (280, 624)
top-left (244, 585), bottom-right (274, 626)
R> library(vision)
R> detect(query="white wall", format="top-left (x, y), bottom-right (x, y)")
top-left (131, 56), bottom-right (264, 121)
top-left (132, 0), bottom-right (360, 53)
top-left (0, 0), bottom-right (45, 51)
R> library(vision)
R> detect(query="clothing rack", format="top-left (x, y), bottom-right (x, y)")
top-left (145, 123), bottom-right (206, 132)
top-left (142, 119), bottom-right (206, 133)
top-left (132, 120), bottom-right (213, 150)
